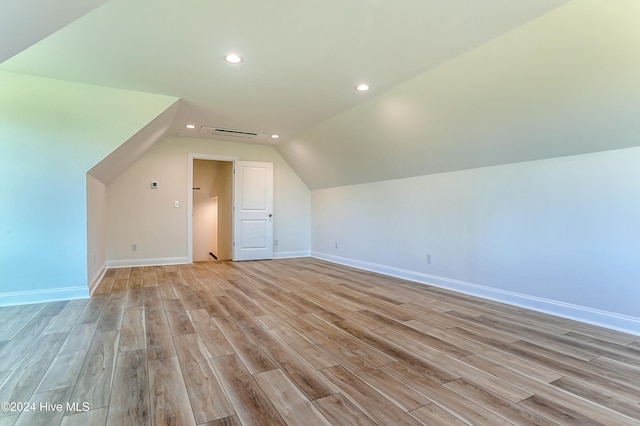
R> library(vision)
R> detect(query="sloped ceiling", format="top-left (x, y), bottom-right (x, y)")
top-left (10, 0), bottom-right (637, 190)
top-left (88, 100), bottom-right (180, 184)
top-left (0, 0), bottom-right (107, 63)
top-left (279, 0), bottom-right (640, 188)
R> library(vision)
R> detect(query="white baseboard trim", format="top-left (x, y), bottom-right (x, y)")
top-left (0, 287), bottom-right (89, 307)
top-left (273, 250), bottom-right (311, 259)
top-left (106, 257), bottom-right (189, 269)
top-left (312, 251), bottom-right (640, 337)
top-left (88, 262), bottom-right (108, 296)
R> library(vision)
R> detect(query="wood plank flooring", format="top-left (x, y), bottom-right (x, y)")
top-left (1, 258), bottom-right (639, 425)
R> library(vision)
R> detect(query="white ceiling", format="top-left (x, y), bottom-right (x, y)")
top-left (0, 0), bottom-right (107, 62)
top-left (280, 0), bottom-right (640, 188)
top-left (1, 0), bottom-right (568, 144)
top-left (9, 1), bottom-right (636, 191)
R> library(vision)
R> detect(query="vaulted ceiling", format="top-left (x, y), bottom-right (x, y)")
top-left (4, 0), bottom-right (639, 189)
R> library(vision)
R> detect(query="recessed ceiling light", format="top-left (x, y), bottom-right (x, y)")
top-left (224, 53), bottom-right (243, 64)
top-left (355, 83), bottom-right (371, 92)
top-left (271, 134), bottom-right (280, 139)
top-left (185, 124), bottom-right (196, 129)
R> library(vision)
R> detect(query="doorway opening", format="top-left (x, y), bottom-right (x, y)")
top-left (190, 157), bottom-right (234, 262)
top-left (188, 154), bottom-right (274, 263)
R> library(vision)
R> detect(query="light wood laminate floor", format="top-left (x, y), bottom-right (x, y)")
top-left (0, 258), bottom-right (639, 425)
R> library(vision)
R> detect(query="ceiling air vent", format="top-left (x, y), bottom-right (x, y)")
top-left (200, 126), bottom-right (258, 138)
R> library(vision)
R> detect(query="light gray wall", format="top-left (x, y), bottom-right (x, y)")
top-left (312, 146), bottom-right (640, 333)
top-left (274, 0), bottom-right (640, 334)
top-left (0, 71), bottom-right (177, 304)
top-left (86, 174), bottom-right (107, 291)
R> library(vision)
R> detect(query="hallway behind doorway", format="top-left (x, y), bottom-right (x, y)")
top-left (192, 160), bottom-right (233, 262)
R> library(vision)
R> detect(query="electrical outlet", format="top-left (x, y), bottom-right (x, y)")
top-left (426, 253), bottom-right (433, 264)
top-left (132, 243), bottom-right (137, 252)
top-left (274, 239), bottom-right (279, 246)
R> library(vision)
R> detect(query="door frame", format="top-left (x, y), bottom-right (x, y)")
top-left (187, 153), bottom-right (237, 263)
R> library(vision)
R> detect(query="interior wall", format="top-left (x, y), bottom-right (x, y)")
top-left (211, 197), bottom-right (219, 257)
top-left (107, 136), bottom-right (310, 265)
top-left (0, 71), bottom-right (177, 305)
top-left (86, 174), bottom-right (107, 291)
top-left (193, 160), bottom-right (217, 261)
top-left (192, 196), bottom-right (217, 261)
top-left (211, 162), bottom-right (233, 260)
top-left (312, 146), bottom-right (640, 334)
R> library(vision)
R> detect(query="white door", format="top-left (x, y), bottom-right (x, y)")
top-left (233, 161), bottom-right (273, 261)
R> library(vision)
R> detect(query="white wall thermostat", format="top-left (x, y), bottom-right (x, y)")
top-left (151, 181), bottom-right (158, 189)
